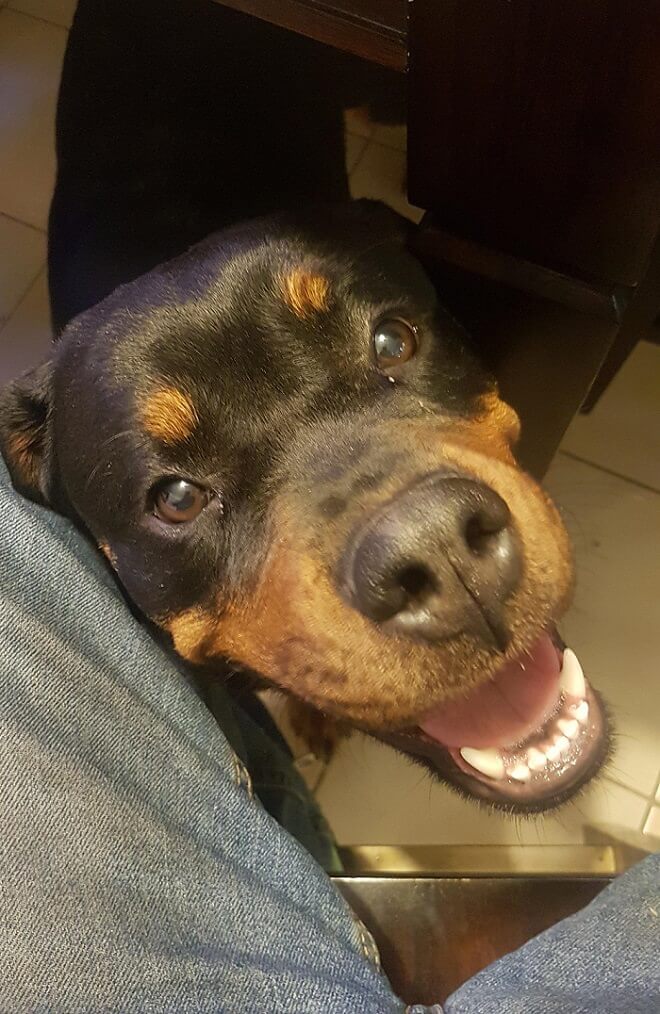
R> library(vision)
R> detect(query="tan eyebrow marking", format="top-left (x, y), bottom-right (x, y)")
top-left (141, 386), bottom-right (199, 443)
top-left (281, 270), bottom-right (330, 318)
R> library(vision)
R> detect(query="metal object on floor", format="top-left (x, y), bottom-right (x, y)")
top-left (337, 842), bottom-right (643, 877)
top-left (332, 845), bottom-right (645, 1003)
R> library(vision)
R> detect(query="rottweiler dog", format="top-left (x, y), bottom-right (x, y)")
top-left (0, 201), bottom-right (609, 812)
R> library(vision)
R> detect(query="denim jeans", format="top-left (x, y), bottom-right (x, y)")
top-left (1, 453), bottom-right (658, 1013)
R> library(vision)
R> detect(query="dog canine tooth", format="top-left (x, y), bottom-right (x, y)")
top-left (459, 747), bottom-right (505, 780)
top-left (557, 717), bottom-right (579, 740)
top-left (554, 734), bottom-right (571, 755)
top-left (559, 649), bottom-right (586, 699)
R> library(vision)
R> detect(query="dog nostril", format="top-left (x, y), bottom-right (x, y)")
top-left (465, 517), bottom-right (497, 556)
top-left (464, 504), bottom-right (511, 556)
top-left (396, 563), bottom-right (439, 603)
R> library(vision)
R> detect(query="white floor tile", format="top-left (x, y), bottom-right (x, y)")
top-left (0, 268), bottom-right (52, 383)
top-left (8, 0), bottom-right (76, 28)
top-left (643, 806), bottom-right (660, 839)
top-left (0, 214), bottom-right (45, 323)
top-left (0, 9), bottom-right (67, 229)
top-left (316, 733), bottom-right (648, 845)
top-left (371, 122), bottom-right (407, 151)
top-left (345, 132), bottom-right (368, 175)
top-left (561, 341), bottom-right (660, 491)
top-left (349, 141), bottom-right (423, 223)
top-left (544, 454), bottom-right (660, 796)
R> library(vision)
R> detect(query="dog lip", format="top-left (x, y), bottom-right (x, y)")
top-left (379, 648), bottom-right (609, 812)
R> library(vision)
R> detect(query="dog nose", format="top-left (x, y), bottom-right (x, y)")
top-left (339, 473), bottom-right (522, 649)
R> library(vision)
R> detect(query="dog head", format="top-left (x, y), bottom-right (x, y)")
top-left (0, 202), bottom-right (609, 810)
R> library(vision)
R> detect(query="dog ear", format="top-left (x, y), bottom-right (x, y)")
top-left (0, 361), bottom-right (53, 505)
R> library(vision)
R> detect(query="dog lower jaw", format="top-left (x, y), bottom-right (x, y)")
top-left (380, 641), bottom-right (610, 813)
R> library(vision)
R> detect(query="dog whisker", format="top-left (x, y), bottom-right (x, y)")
top-left (83, 430), bottom-right (135, 492)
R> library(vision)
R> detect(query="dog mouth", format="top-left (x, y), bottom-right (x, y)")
top-left (385, 632), bottom-right (609, 811)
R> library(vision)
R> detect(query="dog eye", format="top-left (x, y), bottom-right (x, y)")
top-left (153, 479), bottom-right (211, 523)
top-left (373, 319), bottom-right (417, 370)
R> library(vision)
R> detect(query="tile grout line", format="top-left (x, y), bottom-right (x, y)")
top-left (600, 771), bottom-right (658, 804)
top-left (346, 128), bottom-right (406, 155)
top-left (347, 136), bottom-right (370, 178)
top-left (640, 770), bottom-right (660, 835)
top-left (0, 261), bottom-right (47, 339)
top-left (1, 6), bottom-right (69, 30)
top-left (558, 449), bottom-right (660, 496)
top-left (360, 137), bottom-right (407, 159)
top-left (344, 126), bottom-right (374, 141)
top-left (0, 211), bottom-right (47, 235)
top-left (370, 135), bottom-right (407, 154)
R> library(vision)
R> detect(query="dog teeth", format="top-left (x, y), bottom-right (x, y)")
top-left (571, 700), bottom-right (589, 725)
top-left (527, 747), bottom-right (548, 771)
top-left (508, 762), bottom-right (531, 782)
top-left (459, 747), bottom-right (505, 781)
top-left (554, 734), bottom-right (571, 755)
top-left (545, 743), bottom-right (561, 762)
top-left (559, 649), bottom-right (586, 699)
top-left (557, 717), bottom-right (579, 740)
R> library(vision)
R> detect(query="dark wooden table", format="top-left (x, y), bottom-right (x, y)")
top-left (212, 0), bottom-right (660, 476)
top-left (213, 1), bottom-right (406, 69)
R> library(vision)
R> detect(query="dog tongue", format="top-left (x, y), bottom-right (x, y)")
top-left (419, 634), bottom-right (561, 749)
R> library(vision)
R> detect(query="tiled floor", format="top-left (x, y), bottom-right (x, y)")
top-left (1, 2), bottom-right (658, 850)
top-left (0, 8), bottom-right (66, 230)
